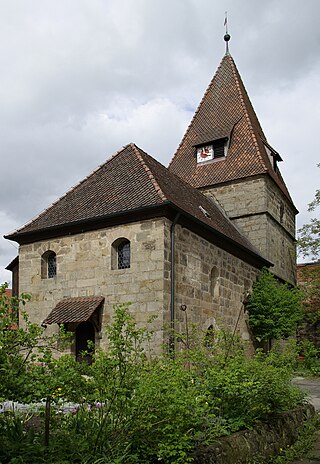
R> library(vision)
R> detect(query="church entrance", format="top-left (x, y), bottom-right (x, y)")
top-left (75, 321), bottom-right (95, 364)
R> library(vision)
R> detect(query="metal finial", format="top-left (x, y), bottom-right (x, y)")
top-left (224, 11), bottom-right (231, 54)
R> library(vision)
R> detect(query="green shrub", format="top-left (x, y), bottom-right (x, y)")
top-left (247, 269), bottom-right (304, 342)
top-left (298, 339), bottom-right (320, 375)
top-left (0, 300), bottom-right (305, 464)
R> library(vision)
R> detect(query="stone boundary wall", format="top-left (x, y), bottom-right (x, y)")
top-left (192, 404), bottom-right (314, 464)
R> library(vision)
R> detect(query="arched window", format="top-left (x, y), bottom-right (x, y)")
top-left (111, 238), bottom-right (131, 270)
top-left (41, 251), bottom-right (57, 279)
top-left (118, 240), bottom-right (130, 269)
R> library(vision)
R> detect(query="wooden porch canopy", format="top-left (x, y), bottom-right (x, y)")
top-left (42, 296), bottom-right (104, 325)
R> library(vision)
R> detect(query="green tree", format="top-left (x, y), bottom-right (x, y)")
top-left (247, 269), bottom-right (304, 342)
top-left (298, 265), bottom-right (320, 321)
top-left (296, 171), bottom-right (320, 349)
top-left (297, 165), bottom-right (320, 260)
top-left (0, 283), bottom-right (67, 402)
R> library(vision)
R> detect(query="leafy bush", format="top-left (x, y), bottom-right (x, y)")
top-left (247, 268), bottom-right (304, 342)
top-left (0, 283), bottom-right (71, 403)
top-left (297, 339), bottom-right (320, 375)
top-left (0, 294), bottom-right (305, 464)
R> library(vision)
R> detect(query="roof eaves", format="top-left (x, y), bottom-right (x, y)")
top-left (8, 147), bottom-right (131, 238)
top-left (172, 203), bottom-right (272, 268)
top-left (263, 140), bottom-right (283, 162)
top-left (4, 202), bottom-right (171, 244)
top-left (5, 256), bottom-right (19, 271)
top-left (5, 144), bottom-right (145, 239)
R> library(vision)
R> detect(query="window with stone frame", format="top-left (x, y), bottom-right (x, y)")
top-left (210, 266), bottom-right (219, 298)
top-left (41, 251), bottom-right (57, 279)
top-left (111, 238), bottom-right (131, 270)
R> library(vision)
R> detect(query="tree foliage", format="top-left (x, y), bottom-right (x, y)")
top-left (298, 265), bottom-right (320, 322)
top-left (0, 283), bottom-right (68, 402)
top-left (247, 269), bottom-right (304, 342)
top-left (297, 165), bottom-right (320, 260)
top-left (0, 290), bottom-right (305, 463)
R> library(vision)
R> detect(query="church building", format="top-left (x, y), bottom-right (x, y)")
top-left (5, 36), bottom-right (297, 356)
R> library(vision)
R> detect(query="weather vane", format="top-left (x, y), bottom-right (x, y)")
top-left (224, 11), bottom-right (231, 55)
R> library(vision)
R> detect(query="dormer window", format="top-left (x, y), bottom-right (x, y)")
top-left (195, 137), bottom-right (228, 164)
top-left (263, 142), bottom-right (282, 173)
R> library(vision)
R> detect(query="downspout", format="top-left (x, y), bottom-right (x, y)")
top-left (170, 212), bottom-right (180, 356)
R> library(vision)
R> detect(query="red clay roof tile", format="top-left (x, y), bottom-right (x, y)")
top-left (169, 54), bottom-right (295, 206)
top-left (43, 296), bottom-right (104, 324)
top-left (6, 143), bottom-right (266, 263)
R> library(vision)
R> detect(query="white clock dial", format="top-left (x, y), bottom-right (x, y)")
top-left (196, 145), bottom-right (214, 163)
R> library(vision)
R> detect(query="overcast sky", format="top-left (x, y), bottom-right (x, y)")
top-left (1, 0), bottom-right (320, 285)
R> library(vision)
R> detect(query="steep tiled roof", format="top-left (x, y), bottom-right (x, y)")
top-left (169, 54), bottom-right (294, 205)
top-left (43, 296), bottom-right (104, 324)
top-left (7, 144), bottom-right (165, 238)
top-left (6, 143), bottom-right (267, 264)
top-left (135, 145), bottom-right (262, 256)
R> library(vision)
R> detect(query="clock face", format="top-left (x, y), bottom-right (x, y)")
top-left (196, 145), bottom-right (214, 163)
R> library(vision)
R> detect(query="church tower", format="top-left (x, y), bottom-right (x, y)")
top-left (169, 37), bottom-right (297, 285)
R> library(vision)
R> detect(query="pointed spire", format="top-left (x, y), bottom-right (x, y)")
top-left (169, 52), bottom-right (294, 205)
top-left (224, 12), bottom-right (231, 55)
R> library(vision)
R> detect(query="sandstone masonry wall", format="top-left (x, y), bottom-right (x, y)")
top-left (163, 221), bottom-right (260, 342)
top-left (266, 215), bottom-right (296, 284)
top-left (193, 405), bottom-right (314, 464)
top-left (19, 218), bottom-right (166, 351)
top-left (203, 175), bottom-right (296, 284)
top-left (265, 176), bottom-right (295, 237)
top-left (19, 216), bottom-right (264, 354)
top-left (203, 177), bottom-right (267, 218)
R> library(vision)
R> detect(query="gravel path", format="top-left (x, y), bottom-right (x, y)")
top-left (290, 377), bottom-right (320, 463)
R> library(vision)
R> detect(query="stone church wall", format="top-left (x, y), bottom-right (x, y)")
top-left (18, 218), bottom-right (167, 351)
top-left (265, 176), bottom-right (295, 237)
top-left (203, 175), bottom-right (296, 284)
top-left (202, 177), bottom-right (266, 218)
top-left (18, 216), bottom-right (263, 353)
top-left (163, 221), bottom-right (260, 343)
top-left (265, 215), bottom-right (296, 284)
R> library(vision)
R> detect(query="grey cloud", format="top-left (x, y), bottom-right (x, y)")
top-left (1, 0), bottom-right (320, 281)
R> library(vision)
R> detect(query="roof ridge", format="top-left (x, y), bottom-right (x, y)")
top-left (9, 145), bottom-right (131, 236)
top-left (227, 57), bottom-right (295, 201)
top-left (227, 55), bottom-right (266, 172)
top-left (130, 143), bottom-right (168, 202)
top-left (168, 55), bottom-right (226, 168)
